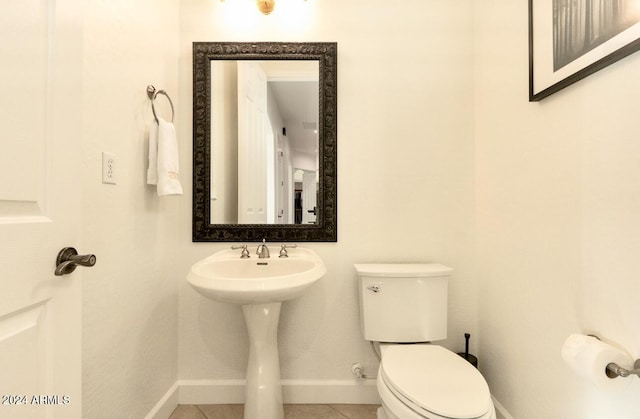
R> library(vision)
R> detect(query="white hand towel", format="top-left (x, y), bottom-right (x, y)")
top-left (146, 121), bottom-right (159, 185)
top-left (147, 118), bottom-right (183, 196)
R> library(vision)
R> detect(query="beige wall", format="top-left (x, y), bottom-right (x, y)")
top-left (474, 1), bottom-right (640, 418)
top-left (81, 1), bottom-right (181, 417)
top-left (176, 0), bottom-right (476, 390)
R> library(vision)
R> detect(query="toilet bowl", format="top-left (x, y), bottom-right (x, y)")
top-left (354, 263), bottom-right (496, 419)
top-left (376, 344), bottom-right (495, 419)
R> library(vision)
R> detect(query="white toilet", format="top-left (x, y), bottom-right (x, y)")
top-left (354, 263), bottom-right (496, 419)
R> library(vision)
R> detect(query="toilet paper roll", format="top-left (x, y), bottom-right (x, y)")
top-left (561, 334), bottom-right (633, 390)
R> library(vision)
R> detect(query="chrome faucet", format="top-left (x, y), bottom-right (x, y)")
top-left (256, 239), bottom-right (270, 259)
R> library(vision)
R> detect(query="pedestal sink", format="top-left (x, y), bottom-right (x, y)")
top-left (187, 246), bottom-right (326, 419)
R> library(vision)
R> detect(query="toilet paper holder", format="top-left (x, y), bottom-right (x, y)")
top-left (606, 359), bottom-right (640, 379)
top-left (589, 335), bottom-right (640, 379)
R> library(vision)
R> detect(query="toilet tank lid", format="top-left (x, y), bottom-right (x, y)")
top-left (354, 263), bottom-right (452, 278)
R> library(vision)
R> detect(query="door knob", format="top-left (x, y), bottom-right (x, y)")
top-left (55, 247), bottom-right (97, 276)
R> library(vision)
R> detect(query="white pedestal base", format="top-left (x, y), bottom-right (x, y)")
top-left (242, 302), bottom-right (283, 419)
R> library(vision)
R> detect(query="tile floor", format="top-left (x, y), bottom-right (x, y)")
top-left (169, 404), bottom-right (380, 419)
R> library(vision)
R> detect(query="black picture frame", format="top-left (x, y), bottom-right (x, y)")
top-left (529, 0), bottom-right (640, 101)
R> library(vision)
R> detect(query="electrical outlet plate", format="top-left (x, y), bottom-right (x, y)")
top-left (102, 152), bottom-right (116, 184)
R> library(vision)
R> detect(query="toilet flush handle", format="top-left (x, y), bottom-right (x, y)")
top-left (367, 284), bottom-right (382, 293)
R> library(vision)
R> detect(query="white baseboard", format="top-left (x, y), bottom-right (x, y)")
top-left (178, 379), bottom-right (246, 404)
top-left (146, 378), bottom-right (380, 418)
top-left (179, 378), bottom-right (380, 405)
top-left (284, 379), bottom-right (379, 404)
top-left (144, 382), bottom-right (179, 419)
top-left (492, 395), bottom-right (514, 419)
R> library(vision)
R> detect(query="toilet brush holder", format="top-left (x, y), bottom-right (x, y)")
top-left (457, 333), bottom-right (478, 368)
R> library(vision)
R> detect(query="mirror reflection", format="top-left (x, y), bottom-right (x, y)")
top-left (210, 60), bottom-right (319, 225)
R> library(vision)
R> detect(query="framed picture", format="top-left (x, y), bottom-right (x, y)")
top-left (529, 0), bottom-right (640, 101)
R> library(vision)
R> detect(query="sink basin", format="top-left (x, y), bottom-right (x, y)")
top-left (188, 247), bottom-right (326, 305)
top-left (188, 246), bottom-right (326, 419)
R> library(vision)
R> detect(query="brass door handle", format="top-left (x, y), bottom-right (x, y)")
top-left (55, 247), bottom-right (97, 276)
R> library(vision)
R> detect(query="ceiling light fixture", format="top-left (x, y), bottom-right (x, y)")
top-left (256, 0), bottom-right (276, 15)
top-left (220, 0), bottom-right (307, 16)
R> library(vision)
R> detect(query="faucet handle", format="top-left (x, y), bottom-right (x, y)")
top-left (279, 244), bottom-right (297, 258)
top-left (231, 244), bottom-right (250, 259)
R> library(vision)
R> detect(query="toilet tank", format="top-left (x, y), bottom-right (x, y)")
top-left (354, 263), bottom-right (452, 343)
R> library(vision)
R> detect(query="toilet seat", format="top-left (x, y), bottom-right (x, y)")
top-left (379, 344), bottom-right (493, 419)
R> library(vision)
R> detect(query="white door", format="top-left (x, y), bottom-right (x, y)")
top-left (301, 171), bottom-right (317, 224)
top-left (0, 1), bottom-right (84, 418)
top-left (275, 135), bottom-right (287, 224)
top-left (237, 61), bottom-right (268, 224)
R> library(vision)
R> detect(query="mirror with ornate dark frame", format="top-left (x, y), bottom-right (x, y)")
top-left (192, 42), bottom-right (337, 242)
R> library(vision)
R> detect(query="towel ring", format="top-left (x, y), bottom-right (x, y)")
top-left (147, 85), bottom-right (175, 123)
